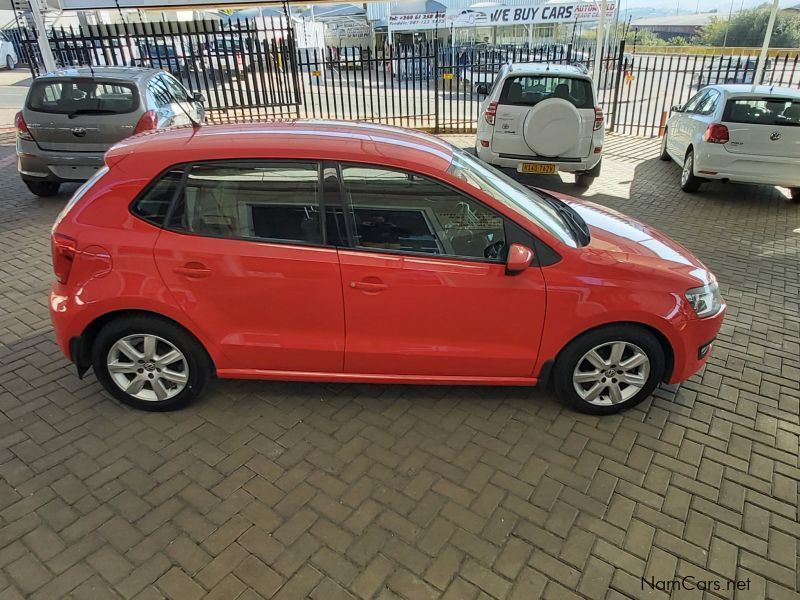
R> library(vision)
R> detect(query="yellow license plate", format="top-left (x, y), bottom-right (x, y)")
top-left (519, 163), bottom-right (557, 174)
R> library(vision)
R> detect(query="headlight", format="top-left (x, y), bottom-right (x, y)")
top-left (685, 281), bottom-right (722, 318)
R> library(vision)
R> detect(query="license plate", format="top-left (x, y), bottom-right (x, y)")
top-left (519, 163), bottom-right (557, 174)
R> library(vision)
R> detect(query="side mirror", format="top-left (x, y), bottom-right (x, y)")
top-left (193, 92), bottom-right (205, 104)
top-left (476, 83), bottom-right (489, 96)
top-left (671, 104), bottom-right (682, 113)
top-left (506, 243), bottom-right (534, 274)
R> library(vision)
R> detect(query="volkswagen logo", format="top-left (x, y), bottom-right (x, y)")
top-left (71, 127), bottom-right (87, 138)
top-left (769, 131), bottom-right (781, 141)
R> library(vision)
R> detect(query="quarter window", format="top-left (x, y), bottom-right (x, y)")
top-left (168, 162), bottom-right (322, 244)
top-left (341, 165), bottom-right (507, 261)
top-left (131, 169), bottom-right (183, 226)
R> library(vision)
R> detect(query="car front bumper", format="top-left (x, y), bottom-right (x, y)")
top-left (17, 140), bottom-right (105, 183)
top-left (667, 305), bottom-right (726, 384)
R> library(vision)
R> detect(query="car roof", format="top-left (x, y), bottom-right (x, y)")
top-left (107, 120), bottom-right (457, 174)
top-left (712, 84), bottom-right (800, 99)
top-left (38, 66), bottom-right (159, 83)
top-left (505, 63), bottom-right (591, 79)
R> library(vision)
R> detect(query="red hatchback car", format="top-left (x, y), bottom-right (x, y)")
top-left (49, 121), bottom-right (725, 414)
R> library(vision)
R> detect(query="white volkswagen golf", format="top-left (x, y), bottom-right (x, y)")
top-left (661, 84), bottom-right (800, 201)
top-left (475, 64), bottom-right (604, 187)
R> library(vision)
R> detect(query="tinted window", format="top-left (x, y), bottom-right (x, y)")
top-left (132, 169), bottom-right (183, 226)
top-left (27, 79), bottom-right (137, 114)
top-left (169, 162), bottom-right (322, 244)
top-left (682, 90), bottom-right (707, 113)
top-left (499, 76), bottom-right (594, 109)
top-left (723, 98), bottom-right (800, 126)
top-left (341, 165), bottom-right (506, 261)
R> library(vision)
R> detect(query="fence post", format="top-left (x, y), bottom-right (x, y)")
top-left (609, 39), bottom-right (625, 133)
top-left (433, 39), bottom-right (439, 133)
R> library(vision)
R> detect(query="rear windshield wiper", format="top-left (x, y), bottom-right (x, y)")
top-left (67, 109), bottom-right (117, 119)
top-left (536, 189), bottom-right (591, 245)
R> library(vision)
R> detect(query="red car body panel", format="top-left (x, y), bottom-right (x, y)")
top-left (50, 121), bottom-right (725, 390)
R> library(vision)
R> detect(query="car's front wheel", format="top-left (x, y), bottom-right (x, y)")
top-left (24, 180), bottom-right (60, 197)
top-left (680, 149), bottom-right (702, 193)
top-left (92, 315), bottom-right (212, 411)
top-left (553, 325), bottom-right (665, 415)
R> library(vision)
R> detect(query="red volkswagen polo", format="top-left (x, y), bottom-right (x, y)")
top-left (49, 121), bottom-right (724, 414)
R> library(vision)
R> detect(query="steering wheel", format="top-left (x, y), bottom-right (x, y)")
top-left (484, 239), bottom-right (505, 260)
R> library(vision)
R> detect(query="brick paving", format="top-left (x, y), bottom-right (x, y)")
top-left (0, 130), bottom-right (798, 600)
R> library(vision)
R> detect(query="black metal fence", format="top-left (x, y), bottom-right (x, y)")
top-left (15, 18), bottom-right (800, 136)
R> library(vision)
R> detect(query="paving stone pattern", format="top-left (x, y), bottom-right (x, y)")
top-left (0, 132), bottom-right (798, 599)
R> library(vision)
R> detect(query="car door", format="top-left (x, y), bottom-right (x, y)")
top-left (153, 160), bottom-right (345, 373)
top-left (335, 163), bottom-right (547, 379)
top-left (670, 90), bottom-right (707, 156)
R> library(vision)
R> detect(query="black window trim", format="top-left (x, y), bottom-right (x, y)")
top-left (335, 160), bottom-right (545, 266)
top-left (129, 158), bottom-right (333, 251)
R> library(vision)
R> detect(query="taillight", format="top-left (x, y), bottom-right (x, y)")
top-left (133, 110), bottom-right (158, 135)
top-left (15, 111), bottom-right (33, 141)
top-left (703, 123), bottom-right (729, 144)
top-left (485, 101), bottom-right (498, 125)
top-left (52, 233), bottom-right (78, 284)
top-left (593, 106), bottom-right (604, 131)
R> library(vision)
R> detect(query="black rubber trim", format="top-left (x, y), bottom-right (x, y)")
top-left (68, 336), bottom-right (91, 378)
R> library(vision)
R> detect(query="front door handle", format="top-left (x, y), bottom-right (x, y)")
top-left (350, 281), bottom-right (388, 292)
top-left (173, 262), bottom-right (211, 279)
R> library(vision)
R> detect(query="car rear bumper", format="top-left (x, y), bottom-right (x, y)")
top-left (696, 148), bottom-right (800, 188)
top-left (667, 305), bottom-right (726, 384)
top-left (17, 141), bottom-right (105, 183)
top-left (475, 145), bottom-right (601, 173)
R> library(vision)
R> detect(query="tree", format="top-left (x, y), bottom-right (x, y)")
top-left (695, 8), bottom-right (800, 47)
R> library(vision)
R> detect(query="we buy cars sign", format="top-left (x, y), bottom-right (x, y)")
top-left (389, 2), bottom-right (616, 31)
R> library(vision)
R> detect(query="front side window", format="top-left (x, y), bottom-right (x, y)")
top-left (682, 90), bottom-right (708, 113)
top-left (499, 75), bottom-right (594, 109)
top-left (168, 162), bottom-right (322, 244)
top-left (160, 74), bottom-right (191, 102)
top-left (696, 89), bottom-right (720, 116)
top-left (341, 165), bottom-right (507, 261)
top-left (27, 79), bottom-right (137, 115)
top-left (448, 150), bottom-right (576, 247)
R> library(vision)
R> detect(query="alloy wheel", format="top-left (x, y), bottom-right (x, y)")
top-left (681, 154), bottom-right (692, 186)
top-left (106, 334), bottom-right (188, 401)
top-left (572, 341), bottom-right (650, 406)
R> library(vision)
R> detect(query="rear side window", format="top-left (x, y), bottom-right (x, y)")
top-left (132, 169), bottom-right (184, 226)
top-left (27, 79), bottom-right (138, 115)
top-left (722, 98), bottom-right (800, 126)
top-left (499, 76), bottom-right (594, 109)
top-left (168, 162), bottom-right (322, 244)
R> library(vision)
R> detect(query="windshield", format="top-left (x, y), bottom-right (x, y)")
top-left (448, 150), bottom-right (577, 247)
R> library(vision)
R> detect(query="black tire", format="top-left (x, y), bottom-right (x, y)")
top-left (680, 149), bottom-right (702, 193)
top-left (24, 180), bottom-right (60, 197)
top-left (552, 324), bottom-right (665, 415)
top-left (92, 315), bottom-right (212, 411)
top-left (575, 173), bottom-right (595, 188)
top-left (790, 188), bottom-right (800, 203)
top-left (659, 130), bottom-right (671, 161)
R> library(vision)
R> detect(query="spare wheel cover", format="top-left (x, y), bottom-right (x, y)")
top-left (523, 98), bottom-right (581, 157)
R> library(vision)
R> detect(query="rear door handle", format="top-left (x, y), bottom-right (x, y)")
top-left (350, 281), bottom-right (388, 292)
top-left (173, 262), bottom-right (211, 279)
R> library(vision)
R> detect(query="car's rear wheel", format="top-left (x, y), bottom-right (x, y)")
top-left (789, 188), bottom-right (800, 203)
top-left (659, 130), bottom-right (670, 161)
top-left (24, 180), bottom-right (60, 197)
top-left (6, 55), bottom-right (13, 70)
top-left (574, 173), bottom-right (595, 188)
top-left (92, 315), bottom-right (211, 411)
top-left (553, 325), bottom-right (665, 415)
top-left (680, 149), bottom-right (702, 193)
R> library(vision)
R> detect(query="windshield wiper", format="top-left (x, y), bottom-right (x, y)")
top-left (535, 189), bottom-right (591, 245)
top-left (67, 109), bottom-right (116, 119)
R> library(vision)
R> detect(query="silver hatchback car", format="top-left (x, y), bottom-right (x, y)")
top-left (16, 66), bottom-right (205, 197)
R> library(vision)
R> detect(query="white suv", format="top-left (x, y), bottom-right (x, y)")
top-left (475, 63), bottom-right (604, 187)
